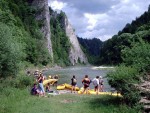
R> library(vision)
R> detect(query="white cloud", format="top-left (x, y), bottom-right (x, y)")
top-left (79, 29), bottom-right (105, 39)
top-left (98, 35), bottom-right (113, 41)
top-left (122, 0), bottom-right (130, 4)
top-left (49, 1), bottom-right (67, 10)
top-left (49, 0), bottom-right (150, 41)
top-left (84, 13), bottom-right (109, 30)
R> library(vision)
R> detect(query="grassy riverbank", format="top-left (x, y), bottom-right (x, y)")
top-left (0, 82), bottom-right (141, 113)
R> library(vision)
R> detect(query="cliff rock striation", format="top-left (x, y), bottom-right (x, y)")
top-left (29, 0), bottom-right (87, 65)
top-left (29, 0), bottom-right (53, 59)
top-left (60, 14), bottom-right (88, 65)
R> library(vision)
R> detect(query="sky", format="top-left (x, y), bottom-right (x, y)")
top-left (48, 0), bottom-right (150, 41)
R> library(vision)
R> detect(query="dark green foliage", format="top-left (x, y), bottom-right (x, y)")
top-left (50, 10), bottom-right (71, 66)
top-left (100, 6), bottom-right (150, 65)
top-left (25, 39), bottom-right (51, 66)
top-left (0, 0), bottom-right (52, 78)
top-left (122, 40), bottom-right (150, 72)
top-left (78, 37), bottom-right (103, 56)
top-left (16, 75), bottom-right (34, 89)
top-left (0, 22), bottom-right (23, 78)
top-left (78, 37), bottom-right (103, 64)
top-left (7, 0), bottom-right (51, 66)
top-left (104, 6), bottom-right (150, 107)
top-left (100, 33), bottom-right (133, 65)
top-left (0, 74), bottom-right (34, 89)
top-left (107, 66), bottom-right (140, 105)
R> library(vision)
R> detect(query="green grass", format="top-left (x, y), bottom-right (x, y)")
top-left (0, 84), bottom-right (141, 113)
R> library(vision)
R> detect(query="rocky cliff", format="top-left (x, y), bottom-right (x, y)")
top-left (61, 14), bottom-right (88, 65)
top-left (29, 0), bottom-right (87, 65)
top-left (29, 0), bottom-right (53, 59)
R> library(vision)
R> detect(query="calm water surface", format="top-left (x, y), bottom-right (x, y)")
top-left (44, 66), bottom-right (113, 91)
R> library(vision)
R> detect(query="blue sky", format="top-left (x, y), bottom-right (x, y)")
top-left (48, 0), bottom-right (150, 41)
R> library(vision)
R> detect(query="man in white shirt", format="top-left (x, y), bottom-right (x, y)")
top-left (92, 76), bottom-right (99, 95)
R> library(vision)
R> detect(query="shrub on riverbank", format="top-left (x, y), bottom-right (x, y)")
top-left (107, 65), bottom-right (141, 106)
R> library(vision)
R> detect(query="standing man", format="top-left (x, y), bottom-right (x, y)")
top-left (92, 76), bottom-right (99, 95)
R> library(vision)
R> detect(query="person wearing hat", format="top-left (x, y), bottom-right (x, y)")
top-left (99, 76), bottom-right (104, 92)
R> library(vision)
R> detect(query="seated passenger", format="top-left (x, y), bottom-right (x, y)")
top-left (46, 83), bottom-right (51, 92)
top-left (31, 83), bottom-right (40, 95)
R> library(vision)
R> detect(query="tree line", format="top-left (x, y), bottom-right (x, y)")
top-left (77, 37), bottom-right (103, 65)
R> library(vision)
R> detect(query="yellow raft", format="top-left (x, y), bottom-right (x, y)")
top-left (57, 83), bottom-right (80, 91)
top-left (43, 79), bottom-right (58, 86)
top-left (57, 84), bottom-right (65, 90)
top-left (78, 88), bottom-right (122, 97)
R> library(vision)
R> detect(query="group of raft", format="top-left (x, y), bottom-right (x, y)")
top-left (43, 76), bottom-right (122, 97)
top-left (32, 69), bottom-right (121, 97)
top-left (56, 83), bottom-right (122, 96)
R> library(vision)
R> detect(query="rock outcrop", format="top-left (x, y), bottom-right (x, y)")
top-left (29, 1), bottom-right (87, 65)
top-left (60, 14), bottom-right (88, 65)
top-left (29, 0), bottom-right (53, 59)
top-left (135, 74), bottom-right (150, 113)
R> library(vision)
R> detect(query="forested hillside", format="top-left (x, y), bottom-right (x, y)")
top-left (78, 37), bottom-right (103, 64)
top-left (100, 6), bottom-right (150, 65)
top-left (103, 6), bottom-right (150, 111)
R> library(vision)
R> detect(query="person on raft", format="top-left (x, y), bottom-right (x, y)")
top-left (92, 76), bottom-right (99, 95)
top-left (38, 73), bottom-right (46, 97)
top-left (82, 75), bottom-right (91, 94)
top-left (71, 75), bottom-right (77, 93)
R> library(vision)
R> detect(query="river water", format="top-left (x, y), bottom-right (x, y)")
top-left (44, 66), bottom-right (113, 91)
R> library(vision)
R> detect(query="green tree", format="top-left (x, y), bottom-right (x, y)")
top-left (122, 40), bottom-right (150, 72)
top-left (0, 23), bottom-right (23, 78)
top-left (107, 65), bottom-right (140, 105)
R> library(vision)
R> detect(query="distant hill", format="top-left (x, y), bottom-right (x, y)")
top-left (100, 5), bottom-right (150, 65)
top-left (78, 37), bottom-right (103, 64)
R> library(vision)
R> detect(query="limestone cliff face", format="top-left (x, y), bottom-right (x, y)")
top-left (62, 16), bottom-right (88, 65)
top-left (29, 0), bottom-right (53, 59)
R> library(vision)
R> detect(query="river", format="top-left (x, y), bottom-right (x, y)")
top-left (44, 66), bottom-right (114, 91)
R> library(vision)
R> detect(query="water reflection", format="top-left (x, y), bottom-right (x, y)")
top-left (44, 66), bottom-right (112, 91)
